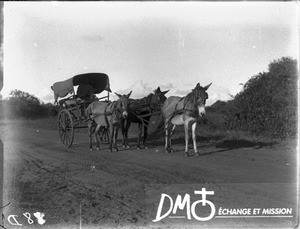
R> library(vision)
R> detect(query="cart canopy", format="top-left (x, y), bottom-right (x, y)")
top-left (51, 73), bottom-right (111, 103)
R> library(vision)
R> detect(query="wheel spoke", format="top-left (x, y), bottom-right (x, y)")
top-left (65, 131), bottom-right (69, 145)
top-left (60, 119), bottom-right (65, 129)
top-left (58, 109), bottom-right (74, 147)
top-left (59, 130), bottom-right (64, 137)
top-left (61, 132), bottom-right (66, 144)
top-left (58, 114), bottom-right (64, 127)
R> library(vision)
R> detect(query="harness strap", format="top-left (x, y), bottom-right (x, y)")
top-left (131, 111), bottom-right (149, 128)
top-left (173, 109), bottom-right (198, 118)
top-left (165, 97), bottom-right (186, 125)
top-left (166, 96), bottom-right (199, 126)
top-left (174, 97), bottom-right (185, 112)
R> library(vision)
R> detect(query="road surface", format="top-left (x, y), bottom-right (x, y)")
top-left (1, 120), bottom-right (298, 228)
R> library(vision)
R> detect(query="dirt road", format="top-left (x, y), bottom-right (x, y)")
top-left (1, 120), bottom-right (298, 228)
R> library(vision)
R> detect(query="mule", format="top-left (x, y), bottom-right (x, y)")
top-left (86, 91), bottom-right (132, 152)
top-left (122, 87), bottom-right (169, 149)
top-left (162, 83), bottom-right (211, 157)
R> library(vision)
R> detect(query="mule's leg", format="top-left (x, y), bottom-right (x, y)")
top-left (104, 126), bottom-right (109, 144)
top-left (109, 124), bottom-right (114, 152)
top-left (143, 118), bottom-right (150, 149)
top-left (99, 126), bottom-right (103, 142)
top-left (88, 122), bottom-right (93, 151)
top-left (114, 125), bottom-right (119, 151)
top-left (95, 125), bottom-right (101, 150)
top-left (122, 119), bottom-right (130, 148)
top-left (88, 121), bottom-right (96, 151)
top-left (124, 122), bottom-right (130, 148)
top-left (169, 125), bottom-right (176, 153)
top-left (121, 119), bottom-right (126, 147)
top-left (165, 122), bottom-right (175, 153)
top-left (164, 122), bottom-right (170, 153)
top-left (192, 122), bottom-right (199, 156)
top-left (184, 122), bottom-right (189, 157)
top-left (137, 122), bottom-right (143, 150)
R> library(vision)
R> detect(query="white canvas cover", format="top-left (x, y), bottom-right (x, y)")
top-left (51, 77), bottom-right (74, 103)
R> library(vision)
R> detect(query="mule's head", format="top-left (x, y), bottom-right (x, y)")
top-left (115, 91), bottom-right (132, 118)
top-left (192, 83), bottom-right (212, 117)
top-left (152, 87), bottom-right (170, 105)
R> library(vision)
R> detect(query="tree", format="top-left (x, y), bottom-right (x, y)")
top-left (6, 90), bottom-right (48, 119)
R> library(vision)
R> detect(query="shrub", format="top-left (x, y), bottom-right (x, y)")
top-left (223, 57), bottom-right (298, 138)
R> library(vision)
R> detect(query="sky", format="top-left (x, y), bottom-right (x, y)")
top-left (2, 2), bottom-right (299, 105)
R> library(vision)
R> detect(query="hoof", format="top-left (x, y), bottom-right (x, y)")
top-left (185, 152), bottom-right (189, 157)
top-left (96, 147), bottom-right (100, 151)
top-left (90, 148), bottom-right (93, 151)
top-left (137, 147), bottom-right (140, 150)
top-left (144, 146), bottom-right (148, 150)
top-left (114, 148), bottom-right (118, 152)
top-left (196, 152), bottom-right (200, 156)
top-left (170, 148), bottom-right (174, 153)
top-left (109, 149), bottom-right (112, 153)
top-left (126, 145), bottom-right (130, 149)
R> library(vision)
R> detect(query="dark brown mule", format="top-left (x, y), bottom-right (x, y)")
top-left (86, 91), bottom-right (132, 152)
top-left (162, 83), bottom-right (211, 157)
top-left (122, 87), bottom-right (169, 149)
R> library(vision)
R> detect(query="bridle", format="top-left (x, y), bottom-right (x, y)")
top-left (102, 97), bottom-right (130, 125)
top-left (114, 97), bottom-right (129, 118)
top-left (169, 88), bottom-right (208, 121)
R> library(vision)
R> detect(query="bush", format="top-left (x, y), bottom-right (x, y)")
top-left (223, 57), bottom-right (297, 138)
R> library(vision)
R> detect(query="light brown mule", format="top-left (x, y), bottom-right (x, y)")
top-left (162, 83), bottom-right (211, 157)
top-left (86, 91), bottom-right (132, 152)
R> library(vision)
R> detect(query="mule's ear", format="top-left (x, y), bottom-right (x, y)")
top-left (154, 87), bottom-right (161, 93)
top-left (203, 83), bottom-right (212, 91)
top-left (127, 91), bottom-right (132, 98)
top-left (115, 92), bottom-right (121, 98)
top-left (195, 83), bottom-right (201, 89)
top-left (162, 89), bottom-right (170, 95)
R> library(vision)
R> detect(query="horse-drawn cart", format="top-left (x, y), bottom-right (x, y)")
top-left (51, 73), bottom-right (111, 147)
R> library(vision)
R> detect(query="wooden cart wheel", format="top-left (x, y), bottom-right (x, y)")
top-left (58, 109), bottom-right (74, 148)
